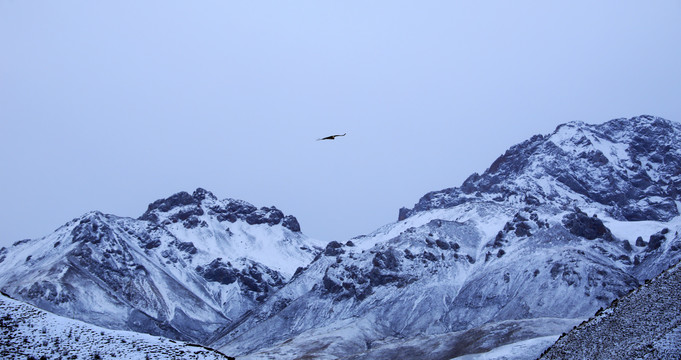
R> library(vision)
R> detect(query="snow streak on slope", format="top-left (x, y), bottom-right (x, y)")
top-left (453, 335), bottom-right (560, 360)
top-left (0, 188), bottom-right (324, 344)
top-left (0, 293), bottom-right (233, 360)
top-left (212, 116), bottom-right (681, 359)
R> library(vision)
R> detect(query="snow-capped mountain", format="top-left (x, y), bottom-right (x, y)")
top-left (0, 292), bottom-right (234, 360)
top-left (540, 259), bottom-right (681, 359)
top-left (211, 115), bottom-right (681, 359)
top-left (401, 115), bottom-right (681, 224)
top-left (0, 188), bottom-right (325, 343)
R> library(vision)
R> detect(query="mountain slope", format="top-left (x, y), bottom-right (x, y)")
top-left (212, 115), bottom-right (681, 359)
top-left (0, 292), bottom-right (233, 360)
top-left (0, 188), bottom-right (324, 343)
top-left (539, 259), bottom-right (681, 359)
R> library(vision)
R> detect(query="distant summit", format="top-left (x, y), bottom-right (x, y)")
top-left (140, 188), bottom-right (301, 232)
top-left (400, 115), bottom-right (681, 222)
top-left (0, 189), bottom-right (323, 343)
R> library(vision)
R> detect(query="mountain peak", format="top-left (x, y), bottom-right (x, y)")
top-left (193, 187), bottom-right (218, 202)
top-left (400, 116), bottom-right (681, 222)
top-left (0, 187), bottom-right (321, 344)
top-left (608, 114), bottom-right (675, 129)
top-left (138, 188), bottom-right (301, 232)
top-left (141, 191), bottom-right (198, 215)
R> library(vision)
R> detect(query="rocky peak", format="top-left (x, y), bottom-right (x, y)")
top-left (70, 211), bottom-right (116, 245)
top-left (139, 188), bottom-right (302, 232)
top-left (140, 188), bottom-right (217, 219)
top-left (400, 115), bottom-right (681, 222)
top-left (193, 187), bottom-right (218, 202)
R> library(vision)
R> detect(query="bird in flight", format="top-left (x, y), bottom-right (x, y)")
top-left (317, 133), bottom-right (346, 141)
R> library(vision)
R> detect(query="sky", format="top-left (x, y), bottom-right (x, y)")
top-left (1, 1), bottom-right (680, 247)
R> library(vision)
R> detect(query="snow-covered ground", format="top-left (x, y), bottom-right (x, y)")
top-left (453, 335), bottom-right (559, 360)
top-left (0, 293), bottom-right (233, 360)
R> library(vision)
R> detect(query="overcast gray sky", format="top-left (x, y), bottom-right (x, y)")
top-left (1, 1), bottom-right (680, 247)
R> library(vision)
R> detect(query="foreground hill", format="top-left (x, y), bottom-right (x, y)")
top-left (0, 292), bottom-right (233, 360)
top-left (211, 115), bottom-right (681, 359)
top-left (540, 259), bottom-right (681, 359)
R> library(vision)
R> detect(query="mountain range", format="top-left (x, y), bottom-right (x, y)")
top-left (1, 115), bottom-right (680, 359)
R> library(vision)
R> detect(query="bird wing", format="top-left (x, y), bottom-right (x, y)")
top-left (317, 133), bottom-right (346, 141)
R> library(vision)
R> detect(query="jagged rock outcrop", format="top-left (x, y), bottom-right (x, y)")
top-left (140, 188), bottom-right (301, 232)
